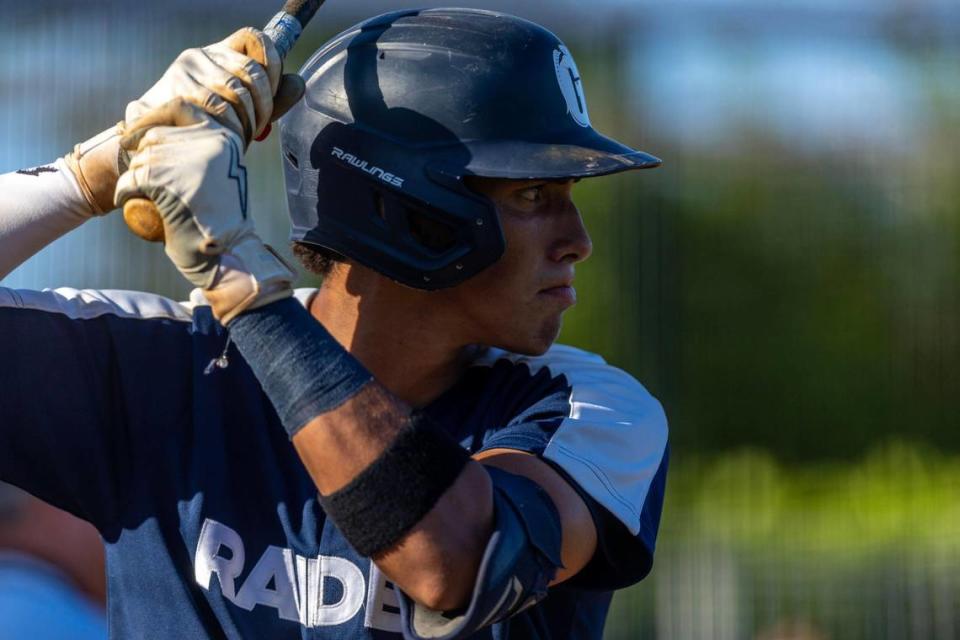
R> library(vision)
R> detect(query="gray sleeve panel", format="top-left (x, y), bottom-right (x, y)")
top-left (0, 286), bottom-right (194, 322)
top-left (473, 344), bottom-right (669, 537)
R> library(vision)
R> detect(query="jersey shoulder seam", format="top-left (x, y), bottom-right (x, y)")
top-left (0, 286), bottom-right (320, 323)
top-left (0, 287), bottom-right (194, 322)
top-left (469, 343), bottom-right (606, 373)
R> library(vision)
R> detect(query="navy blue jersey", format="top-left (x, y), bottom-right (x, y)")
top-left (0, 286), bottom-right (668, 639)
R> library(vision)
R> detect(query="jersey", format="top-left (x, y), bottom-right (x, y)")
top-left (0, 285), bottom-right (669, 640)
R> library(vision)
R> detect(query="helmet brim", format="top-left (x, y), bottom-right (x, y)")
top-left (457, 129), bottom-right (661, 180)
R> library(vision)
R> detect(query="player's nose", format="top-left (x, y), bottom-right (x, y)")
top-left (548, 199), bottom-right (593, 265)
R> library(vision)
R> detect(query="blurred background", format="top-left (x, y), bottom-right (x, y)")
top-left (2, 0), bottom-right (959, 638)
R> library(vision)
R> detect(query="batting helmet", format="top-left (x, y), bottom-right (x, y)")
top-left (280, 8), bottom-right (660, 289)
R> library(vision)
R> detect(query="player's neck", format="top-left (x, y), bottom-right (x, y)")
top-left (309, 265), bottom-right (475, 408)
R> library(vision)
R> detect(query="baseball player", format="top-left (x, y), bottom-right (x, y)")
top-left (0, 9), bottom-right (668, 640)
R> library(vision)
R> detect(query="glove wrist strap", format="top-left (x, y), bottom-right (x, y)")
top-left (62, 124), bottom-right (124, 215)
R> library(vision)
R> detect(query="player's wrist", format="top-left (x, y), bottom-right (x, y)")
top-left (227, 296), bottom-right (373, 434)
top-left (61, 124), bottom-right (126, 216)
top-left (203, 237), bottom-right (297, 325)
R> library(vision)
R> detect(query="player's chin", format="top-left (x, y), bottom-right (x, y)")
top-left (505, 315), bottom-right (563, 356)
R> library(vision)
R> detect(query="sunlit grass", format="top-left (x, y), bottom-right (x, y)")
top-left (606, 442), bottom-right (960, 639)
top-left (672, 441), bottom-right (960, 552)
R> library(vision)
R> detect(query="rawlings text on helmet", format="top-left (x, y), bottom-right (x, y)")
top-left (331, 147), bottom-right (405, 188)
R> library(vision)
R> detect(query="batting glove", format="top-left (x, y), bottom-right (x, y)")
top-left (62, 124), bottom-right (125, 216)
top-left (115, 98), bottom-right (295, 325)
top-left (126, 27), bottom-right (304, 147)
top-left (63, 27), bottom-right (304, 216)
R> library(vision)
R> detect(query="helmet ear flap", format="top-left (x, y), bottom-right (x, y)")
top-left (293, 134), bottom-right (504, 290)
top-left (370, 185), bottom-right (460, 258)
top-left (404, 205), bottom-right (459, 255)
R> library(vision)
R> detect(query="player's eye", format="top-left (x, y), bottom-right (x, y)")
top-left (517, 186), bottom-right (544, 203)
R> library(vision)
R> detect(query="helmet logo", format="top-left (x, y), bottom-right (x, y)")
top-left (553, 45), bottom-right (590, 128)
top-left (331, 147), bottom-right (405, 188)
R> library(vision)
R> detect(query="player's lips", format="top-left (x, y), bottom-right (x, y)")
top-left (538, 282), bottom-right (577, 306)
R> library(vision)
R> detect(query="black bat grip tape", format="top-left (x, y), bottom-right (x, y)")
top-left (282, 0), bottom-right (323, 27)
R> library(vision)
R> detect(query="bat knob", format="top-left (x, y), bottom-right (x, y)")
top-left (123, 198), bottom-right (166, 243)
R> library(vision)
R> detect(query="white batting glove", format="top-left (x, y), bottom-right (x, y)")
top-left (126, 27), bottom-right (304, 147)
top-left (62, 124), bottom-right (125, 216)
top-left (62, 28), bottom-right (304, 216)
top-left (115, 99), bottom-right (295, 325)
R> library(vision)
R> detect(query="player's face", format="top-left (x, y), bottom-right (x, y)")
top-left (449, 176), bottom-right (592, 355)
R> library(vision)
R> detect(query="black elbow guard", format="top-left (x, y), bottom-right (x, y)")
top-left (398, 466), bottom-right (564, 639)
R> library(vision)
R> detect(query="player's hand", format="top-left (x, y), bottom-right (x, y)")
top-left (62, 28), bottom-right (305, 217)
top-left (115, 98), bottom-right (295, 325)
top-left (125, 27), bottom-right (305, 147)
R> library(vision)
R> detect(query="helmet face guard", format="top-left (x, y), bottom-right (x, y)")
top-left (281, 8), bottom-right (660, 290)
top-left (286, 122), bottom-right (505, 289)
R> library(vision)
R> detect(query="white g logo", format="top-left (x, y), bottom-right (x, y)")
top-left (553, 45), bottom-right (590, 128)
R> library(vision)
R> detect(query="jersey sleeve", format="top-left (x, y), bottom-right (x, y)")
top-left (0, 159), bottom-right (95, 279)
top-left (473, 344), bottom-right (669, 589)
top-left (0, 286), bottom-right (194, 532)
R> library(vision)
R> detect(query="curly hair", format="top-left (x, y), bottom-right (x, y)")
top-left (291, 242), bottom-right (345, 279)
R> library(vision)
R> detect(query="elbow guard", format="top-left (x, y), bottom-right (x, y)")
top-left (398, 466), bottom-right (564, 640)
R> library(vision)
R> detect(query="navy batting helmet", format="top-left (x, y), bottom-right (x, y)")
top-left (280, 8), bottom-right (660, 289)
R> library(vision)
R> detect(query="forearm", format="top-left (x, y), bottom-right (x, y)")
top-left (0, 158), bottom-right (94, 279)
top-left (228, 298), bottom-right (494, 609)
top-left (292, 383), bottom-right (494, 610)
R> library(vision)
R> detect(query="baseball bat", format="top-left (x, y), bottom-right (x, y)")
top-left (122, 0), bottom-right (324, 243)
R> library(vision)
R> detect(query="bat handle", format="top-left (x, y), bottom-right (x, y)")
top-left (266, 0), bottom-right (323, 58)
top-left (122, 198), bottom-right (166, 243)
top-left (122, 0), bottom-right (323, 243)
top-left (263, 12), bottom-right (303, 59)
